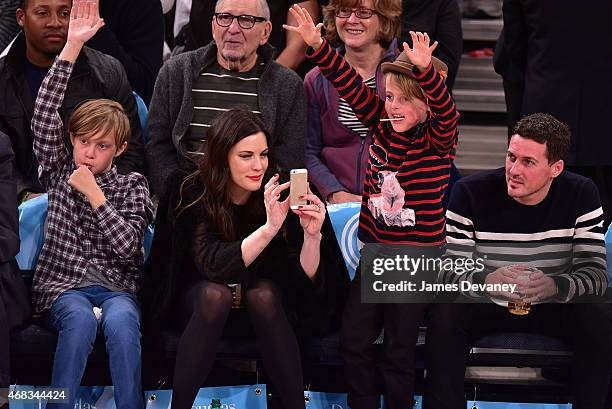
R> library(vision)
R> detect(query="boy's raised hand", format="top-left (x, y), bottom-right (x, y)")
top-left (59, 0), bottom-right (105, 62)
top-left (68, 0), bottom-right (104, 45)
top-left (283, 4), bottom-right (324, 50)
top-left (404, 31), bottom-right (438, 72)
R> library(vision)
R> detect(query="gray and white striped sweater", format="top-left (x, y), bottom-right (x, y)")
top-left (441, 167), bottom-right (607, 302)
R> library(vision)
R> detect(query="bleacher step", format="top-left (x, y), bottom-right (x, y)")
top-left (465, 367), bottom-right (543, 382)
top-left (455, 77), bottom-right (503, 90)
top-left (462, 18), bottom-right (503, 41)
top-left (454, 90), bottom-right (506, 112)
top-left (455, 125), bottom-right (507, 173)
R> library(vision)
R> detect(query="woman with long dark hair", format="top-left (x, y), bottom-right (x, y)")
top-left (143, 109), bottom-right (349, 409)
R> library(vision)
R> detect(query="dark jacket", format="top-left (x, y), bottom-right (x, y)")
top-left (0, 131), bottom-right (24, 387)
top-left (146, 41), bottom-right (306, 196)
top-left (86, 0), bottom-right (164, 105)
top-left (401, 0), bottom-right (463, 91)
top-left (494, 0), bottom-right (612, 166)
top-left (0, 32), bottom-right (145, 197)
top-left (141, 169), bottom-right (350, 336)
top-left (304, 40), bottom-right (399, 198)
top-left (0, 131), bottom-right (18, 272)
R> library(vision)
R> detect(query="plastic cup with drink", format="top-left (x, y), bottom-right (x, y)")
top-left (507, 265), bottom-right (538, 315)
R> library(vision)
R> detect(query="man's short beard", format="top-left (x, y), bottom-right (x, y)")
top-left (220, 45), bottom-right (243, 61)
top-left (223, 53), bottom-right (241, 62)
top-left (221, 51), bottom-right (244, 70)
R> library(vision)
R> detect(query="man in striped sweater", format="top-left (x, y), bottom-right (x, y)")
top-left (146, 0), bottom-right (306, 196)
top-left (444, 113), bottom-right (612, 409)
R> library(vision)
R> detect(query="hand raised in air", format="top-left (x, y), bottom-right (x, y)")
top-left (283, 4), bottom-right (324, 50)
top-left (67, 0), bottom-right (105, 46)
top-left (403, 31), bottom-right (438, 73)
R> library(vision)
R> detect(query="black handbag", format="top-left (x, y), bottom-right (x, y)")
top-left (0, 260), bottom-right (31, 331)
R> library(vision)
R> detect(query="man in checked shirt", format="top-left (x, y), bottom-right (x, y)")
top-left (30, 1), bottom-right (153, 408)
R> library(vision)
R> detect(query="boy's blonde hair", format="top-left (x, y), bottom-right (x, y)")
top-left (385, 72), bottom-right (426, 103)
top-left (68, 99), bottom-right (130, 148)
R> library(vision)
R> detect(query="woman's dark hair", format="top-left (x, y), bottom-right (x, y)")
top-left (177, 109), bottom-right (275, 240)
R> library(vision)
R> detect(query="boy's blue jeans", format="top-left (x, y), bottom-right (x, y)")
top-left (45, 285), bottom-right (143, 409)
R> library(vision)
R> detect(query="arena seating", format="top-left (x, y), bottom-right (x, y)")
top-left (7, 90), bottom-right (606, 392)
top-left (11, 207), bottom-right (598, 398)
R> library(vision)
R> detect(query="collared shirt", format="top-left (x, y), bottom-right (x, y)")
top-left (31, 58), bottom-right (153, 313)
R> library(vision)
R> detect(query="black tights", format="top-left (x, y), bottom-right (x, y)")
top-left (171, 279), bottom-right (305, 409)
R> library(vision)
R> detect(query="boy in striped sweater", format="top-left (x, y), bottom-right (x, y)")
top-left (286, 5), bottom-right (463, 409)
top-left (444, 113), bottom-right (611, 409)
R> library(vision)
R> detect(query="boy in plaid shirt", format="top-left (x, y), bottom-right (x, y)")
top-left (30, 1), bottom-right (153, 408)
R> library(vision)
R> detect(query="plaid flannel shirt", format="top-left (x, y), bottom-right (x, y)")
top-left (31, 58), bottom-right (153, 313)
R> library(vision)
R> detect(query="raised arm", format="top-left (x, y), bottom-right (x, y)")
top-left (284, 5), bottom-right (386, 129)
top-left (29, 62), bottom-right (74, 188)
top-left (402, 33), bottom-right (459, 156)
top-left (32, 0), bottom-right (105, 189)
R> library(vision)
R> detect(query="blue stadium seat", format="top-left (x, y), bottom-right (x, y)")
top-left (326, 202), bottom-right (361, 281)
top-left (12, 183), bottom-right (155, 383)
top-left (133, 91), bottom-right (148, 144)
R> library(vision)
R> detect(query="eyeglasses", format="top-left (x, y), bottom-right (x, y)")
top-left (335, 7), bottom-right (377, 19)
top-left (214, 12), bottom-right (267, 29)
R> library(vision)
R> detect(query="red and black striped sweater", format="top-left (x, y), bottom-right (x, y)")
top-left (307, 39), bottom-right (459, 245)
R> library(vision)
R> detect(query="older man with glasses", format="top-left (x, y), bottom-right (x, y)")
top-left (179, 0), bottom-right (320, 73)
top-left (146, 0), bottom-right (306, 197)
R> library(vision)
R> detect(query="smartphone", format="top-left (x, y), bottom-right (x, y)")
top-left (290, 169), bottom-right (308, 209)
